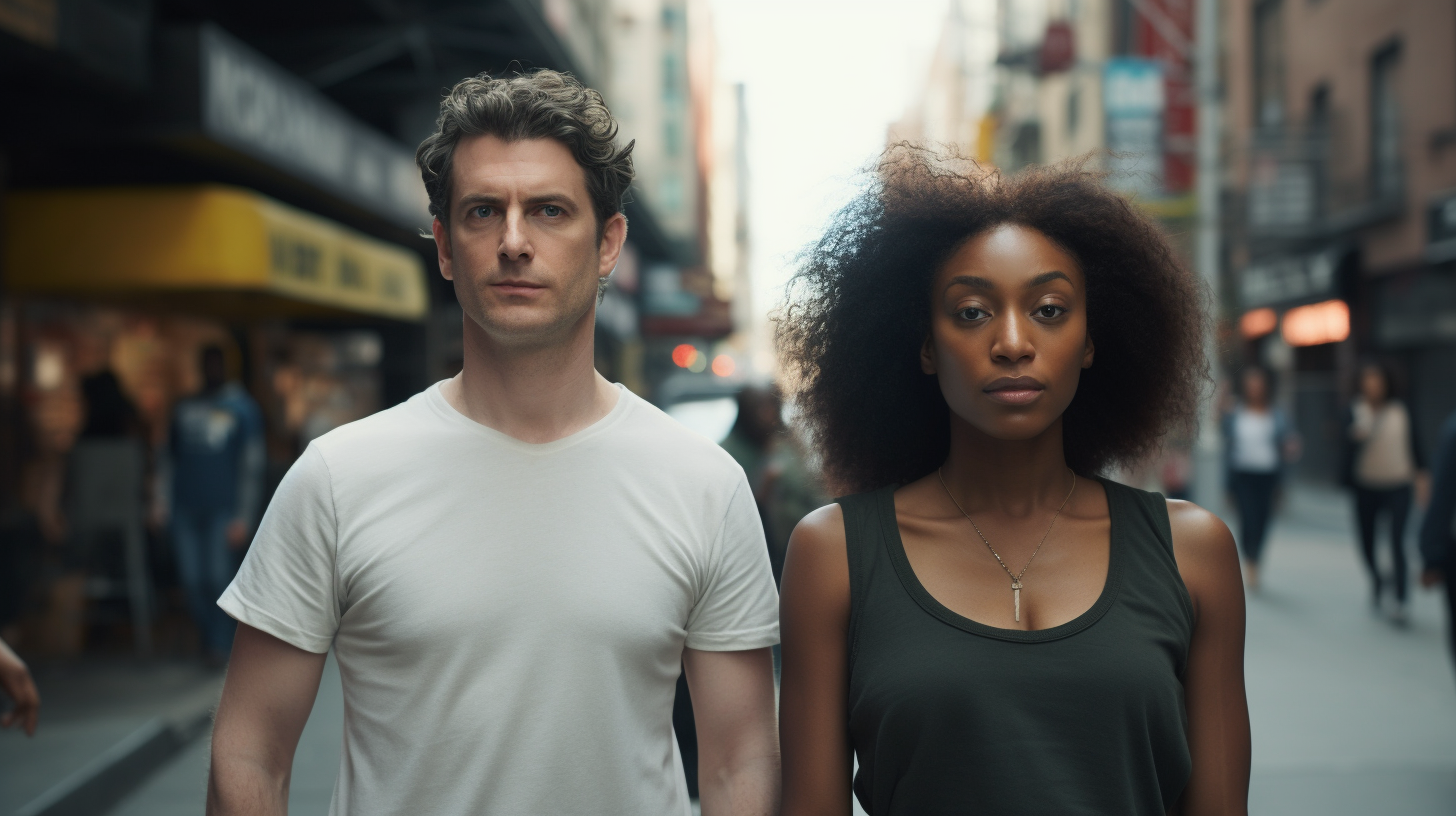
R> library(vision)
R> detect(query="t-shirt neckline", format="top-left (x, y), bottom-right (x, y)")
top-left (424, 379), bottom-right (634, 454)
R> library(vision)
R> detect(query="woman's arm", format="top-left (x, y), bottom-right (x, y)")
top-left (779, 504), bottom-right (854, 816)
top-left (1167, 500), bottom-right (1251, 816)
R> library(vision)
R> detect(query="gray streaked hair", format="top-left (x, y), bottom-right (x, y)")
top-left (416, 70), bottom-right (635, 230)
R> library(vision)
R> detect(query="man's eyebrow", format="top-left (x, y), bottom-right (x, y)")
top-left (522, 193), bottom-right (575, 207)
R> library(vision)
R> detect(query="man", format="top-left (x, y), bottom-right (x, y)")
top-left (207, 70), bottom-right (781, 815)
top-left (1420, 409), bottom-right (1456, 678)
top-left (163, 345), bottom-right (264, 664)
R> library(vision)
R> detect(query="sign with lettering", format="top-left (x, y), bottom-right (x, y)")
top-left (199, 25), bottom-right (429, 231)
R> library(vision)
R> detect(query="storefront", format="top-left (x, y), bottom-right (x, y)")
top-left (1, 185), bottom-right (428, 654)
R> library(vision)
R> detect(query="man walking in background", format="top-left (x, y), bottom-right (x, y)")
top-left (206, 70), bottom-right (780, 815)
top-left (161, 346), bottom-right (264, 666)
top-left (1421, 409), bottom-right (1456, 682)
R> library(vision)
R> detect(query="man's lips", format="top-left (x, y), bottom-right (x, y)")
top-left (490, 280), bottom-right (546, 295)
top-left (983, 376), bottom-right (1045, 405)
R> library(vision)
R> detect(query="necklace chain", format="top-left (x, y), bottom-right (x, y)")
top-left (936, 467), bottom-right (1078, 588)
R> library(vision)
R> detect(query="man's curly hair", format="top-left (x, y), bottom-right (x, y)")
top-left (777, 146), bottom-right (1209, 495)
top-left (416, 70), bottom-right (634, 228)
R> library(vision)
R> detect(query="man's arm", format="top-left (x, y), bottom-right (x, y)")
top-left (1420, 416), bottom-right (1456, 581)
top-left (208, 623), bottom-right (327, 816)
top-left (683, 646), bottom-right (780, 816)
top-left (0, 637), bottom-right (39, 736)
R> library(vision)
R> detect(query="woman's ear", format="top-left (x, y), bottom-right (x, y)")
top-left (1082, 334), bottom-right (1095, 369)
top-left (920, 334), bottom-right (938, 375)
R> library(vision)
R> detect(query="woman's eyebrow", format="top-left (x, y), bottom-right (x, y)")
top-left (945, 270), bottom-right (1073, 291)
top-left (1027, 270), bottom-right (1072, 288)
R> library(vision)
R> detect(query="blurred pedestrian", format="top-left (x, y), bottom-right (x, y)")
top-left (78, 369), bottom-right (141, 440)
top-left (1345, 360), bottom-right (1427, 624)
top-left (0, 636), bottom-right (39, 736)
top-left (1419, 408), bottom-right (1456, 676)
top-left (776, 153), bottom-right (1248, 815)
top-left (1222, 366), bottom-right (1298, 590)
top-left (720, 385), bottom-right (781, 502)
top-left (159, 345), bottom-right (263, 664)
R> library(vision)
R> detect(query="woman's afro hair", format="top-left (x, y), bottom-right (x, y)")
top-left (777, 146), bottom-right (1210, 495)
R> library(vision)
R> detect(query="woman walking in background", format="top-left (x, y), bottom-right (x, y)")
top-left (1347, 361), bottom-right (1427, 624)
top-left (776, 151), bottom-right (1249, 816)
top-left (1223, 366), bottom-right (1298, 590)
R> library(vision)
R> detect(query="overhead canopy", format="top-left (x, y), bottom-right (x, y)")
top-left (5, 186), bottom-right (429, 321)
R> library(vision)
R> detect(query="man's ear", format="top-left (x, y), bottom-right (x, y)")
top-left (598, 212), bottom-right (628, 277)
top-left (1082, 333), bottom-right (1095, 369)
top-left (920, 334), bottom-right (937, 375)
top-left (431, 217), bottom-right (454, 281)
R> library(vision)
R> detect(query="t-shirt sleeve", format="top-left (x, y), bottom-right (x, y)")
top-left (684, 478), bottom-right (780, 651)
top-left (217, 444), bottom-right (339, 654)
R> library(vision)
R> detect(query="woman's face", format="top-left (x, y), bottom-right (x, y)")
top-left (921, 223), bottom-right (1094, 443)
top-left (1360, 366), bottom-right (1388, 404)
top-left (1242, 370), bottom-right (1268, 406)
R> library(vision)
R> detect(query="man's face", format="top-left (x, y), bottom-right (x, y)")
top-left (432, 135), bottom-right (626, 348)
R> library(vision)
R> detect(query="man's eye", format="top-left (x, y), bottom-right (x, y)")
top-left (542, 205), bottom-right (563, 217)
top-left (1036, 305), bottom-right (1067, 319)
top-left (472, 206), bottom-right (494, 218)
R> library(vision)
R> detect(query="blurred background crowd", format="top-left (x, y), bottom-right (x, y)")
top-left (1, 0), bottom-right (1456, 814)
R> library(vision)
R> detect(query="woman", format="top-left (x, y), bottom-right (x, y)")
top-left (777, 151), bottom-right (1250, 815)
top-left (1347, 361), bottom-right (1426, 623)
top-left (1222, 366), bottom-right (1297, 590)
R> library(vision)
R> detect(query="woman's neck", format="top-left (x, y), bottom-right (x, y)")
top-left (939, 416), bottom-right (1077, 517)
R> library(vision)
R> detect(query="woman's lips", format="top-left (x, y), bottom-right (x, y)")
top-left (983, 377), bottom-right (1046, 405)
top-left (984, 387), bottom-right (1044, 405)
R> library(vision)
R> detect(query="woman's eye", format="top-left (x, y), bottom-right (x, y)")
top-left (1035, 304), bottom-right (1067, 319)
top-left (956, 307), bottom-right (988, 321)
top-left (542, 205), bottom-right (563, 217)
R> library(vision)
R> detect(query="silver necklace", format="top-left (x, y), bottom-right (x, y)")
top-left (936, 467), bottom-right (1077, 623)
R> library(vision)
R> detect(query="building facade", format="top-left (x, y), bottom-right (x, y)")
top-left (1223, 0), bottom-right (1456, 478)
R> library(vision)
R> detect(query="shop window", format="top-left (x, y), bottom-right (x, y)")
top-left (1253, 0), bottom-right (1286, 129)
top-left (1370, 41), bottom-right (1403, 199)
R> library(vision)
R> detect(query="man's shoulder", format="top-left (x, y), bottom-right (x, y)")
top-left (612, 391), bottom-right (745, 483)
top-left (308, 389), bottom-right (439, 464)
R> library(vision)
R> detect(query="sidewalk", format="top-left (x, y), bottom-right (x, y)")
top-left (104, 654), bottom-right (343, 816)
top-left (0, 658), bottom-right (222, 816)
top-left (1244, 482), bottom-right (1456, 815)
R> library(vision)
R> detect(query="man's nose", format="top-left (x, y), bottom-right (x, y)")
top-left (499, 208), bottom-right (532, 260)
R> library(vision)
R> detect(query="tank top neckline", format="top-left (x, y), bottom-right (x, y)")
top-left (875, 475), bottom-right (1126, 644)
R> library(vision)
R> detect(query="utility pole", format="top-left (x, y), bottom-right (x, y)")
top-left (1192, 0), bottom-right (1224, 512)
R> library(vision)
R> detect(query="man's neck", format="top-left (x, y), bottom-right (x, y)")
top-left (442, 313), bottom-right (619, 444)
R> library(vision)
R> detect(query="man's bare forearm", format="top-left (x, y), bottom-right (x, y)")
top-left (699, 750), bottom-right (782, 816)
top-left (206, 754), bottom-right (289, 816)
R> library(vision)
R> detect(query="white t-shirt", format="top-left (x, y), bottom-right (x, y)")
top-left (218, 382), bottom-right (779, 815)
top-left (1231, 408), bottom-right (1280, 473)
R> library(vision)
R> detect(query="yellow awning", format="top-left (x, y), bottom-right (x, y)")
top-left (4, 186), bottom-right (429, 321)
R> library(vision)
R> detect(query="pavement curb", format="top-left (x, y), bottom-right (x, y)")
top-left (12, 683), bottom-right (218, 816)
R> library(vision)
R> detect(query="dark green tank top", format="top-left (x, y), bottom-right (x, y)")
top-left (841, 478), bottom-right (1194, 816)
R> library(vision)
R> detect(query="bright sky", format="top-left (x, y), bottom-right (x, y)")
top-left (709, 0), bottom-right (950, 332)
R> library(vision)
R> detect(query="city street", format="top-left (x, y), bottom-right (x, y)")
top-left (96, 484), bottom-right (1456, 815)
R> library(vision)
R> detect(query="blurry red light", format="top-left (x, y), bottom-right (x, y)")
top-left (672, 344), bottom-right (697, 368)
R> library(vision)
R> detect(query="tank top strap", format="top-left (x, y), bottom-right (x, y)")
top-left (1102, 478), bottom-right (1176, 560)
top-left (836, 485), bottom-right (898, 666)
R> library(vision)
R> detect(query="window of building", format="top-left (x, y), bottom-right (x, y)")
top-left (1253, 0), bottom-right (1286, 129)
top-left (1067, 85), bottom-right (1081, 138)
top-left (1370, 41), bottom-right (1403, 199)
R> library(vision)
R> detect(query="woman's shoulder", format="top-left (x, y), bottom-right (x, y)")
top-left (1163, 499), bottom-right (1241, 620)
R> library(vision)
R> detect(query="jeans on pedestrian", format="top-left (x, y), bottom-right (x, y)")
top-left (171, 507), bottom-right (240, 658)
top-left (1231, 470), bottom-right (1279, 564)
top-left (1354, 484), bottom-right (1412, 603)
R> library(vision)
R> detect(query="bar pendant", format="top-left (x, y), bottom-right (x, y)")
top-left (1012, 581), bottom-right (1022, 622)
